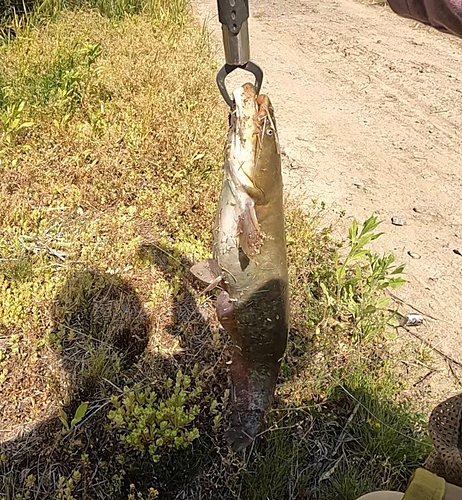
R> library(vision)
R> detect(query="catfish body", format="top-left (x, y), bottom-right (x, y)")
top-left (213, 84), bottom-right (289, 451)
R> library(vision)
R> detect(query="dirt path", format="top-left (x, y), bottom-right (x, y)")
top-left (193, 0), bottom-right (462, 407)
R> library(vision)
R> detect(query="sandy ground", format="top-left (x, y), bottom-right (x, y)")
top-left (193, 0), bottom-right (462, 409)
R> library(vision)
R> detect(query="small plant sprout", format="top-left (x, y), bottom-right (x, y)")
top-left (59, 401), bottom-right (89, 435)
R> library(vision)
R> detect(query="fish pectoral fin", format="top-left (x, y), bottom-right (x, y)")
top-left (190, 258), bottom-right (221, 284)
top-left (237, 204), bottom-right (262, 258)
top-left (202, 275), bottom-right (224, 293)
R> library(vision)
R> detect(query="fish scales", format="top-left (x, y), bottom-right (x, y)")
top-left (213, 83), bottom-right (289, 451)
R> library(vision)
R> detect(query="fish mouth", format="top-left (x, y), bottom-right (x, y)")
top-left (231, 83), bottom-right (268, 147)
top-left (231, 83), bottom-right (259, 146)
top-left (230, 84), bottom-right (269, 186)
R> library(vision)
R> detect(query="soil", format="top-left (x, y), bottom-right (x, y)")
top-left (192, 0), bottom-right (462, 410)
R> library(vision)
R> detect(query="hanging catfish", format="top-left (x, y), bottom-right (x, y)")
top-left (192, 83), bottom-right (289, 451)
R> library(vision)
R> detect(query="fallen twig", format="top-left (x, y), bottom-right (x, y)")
top-left (388, 291), bottom-right (442, 322)
top-left (412, 370), bottom-right (435, 387)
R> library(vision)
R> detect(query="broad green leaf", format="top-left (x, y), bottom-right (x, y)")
top-left (349, 219), bottom-right (358, 241)
top-left (364, 304), bottom-right (377, 315)
top-left (391, 264), bottom-right (405, 274)
top-left (376, 296), bottom-right (390, 309)
top-left (59, 410), bottom-right (70, 431)
top-left (389, 278), bottom-right (406, 289)
top-left (361, 215), bottom-right (381, 235)
top-left (70, 401), bottom-right (89, 428)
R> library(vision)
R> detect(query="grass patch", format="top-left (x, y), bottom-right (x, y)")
top-left (0, 1), bottom-right (431, 499)
top-left (239, 375), bottom-right (429, 500)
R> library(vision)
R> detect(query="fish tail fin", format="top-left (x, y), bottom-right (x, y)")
top-left (224, 352), bottom-right (279, 452)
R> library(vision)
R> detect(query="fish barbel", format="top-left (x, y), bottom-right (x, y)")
top-left (192, 83), bottom-right (288, 451)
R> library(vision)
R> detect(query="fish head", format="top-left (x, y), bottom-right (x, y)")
top-left (231, 83), bottom-right (281, 200)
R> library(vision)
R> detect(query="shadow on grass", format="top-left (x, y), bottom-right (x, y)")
top-left (0, 245), bottom-right (432, 499)
top-left (0, 269), bottom-right (151, 498)
top-left (0, 244), bottom-right (232, 499)
top-left (135, 243), bottom-right (234, 497)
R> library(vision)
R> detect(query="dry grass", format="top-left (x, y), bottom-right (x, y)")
top-left (0, 2), bottom-right (431, 499)
top-left (0, 6), bottom-right (228, 496)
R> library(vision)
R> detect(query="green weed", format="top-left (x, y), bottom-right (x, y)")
top-left (56, 470), bottom-right (81, 500)
top-left (0, 100), bottom-right (34, 146)
top-left (127, 484), bottom-right (159, 500)
top-left (108, 372), bottom-right (202, 462)
top-left (322, 215), bottom-right (405, 341)
top-left (59, 401), bottom-right (89, 435)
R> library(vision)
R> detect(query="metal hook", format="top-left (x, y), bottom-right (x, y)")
top-left (216, 61), bottom-right (264, 108)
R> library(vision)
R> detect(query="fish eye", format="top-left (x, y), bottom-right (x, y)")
top-left (266, 128), bottom-right (274, 136)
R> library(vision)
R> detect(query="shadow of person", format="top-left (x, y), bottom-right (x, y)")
top-left (138, 243), bottom-right (296, 461)
top-left (137, 242), bottom-right (227, 379)
top-left (1, 243), bottom-right (296, 499)
top-left (53, 270), bottom-right (149, 398)
top-left (138, 243), bottom-right (292, 435)
top-left (1, 269), bottom-right (150, 499)
top-left (0, 243), bottom-right (234, 498)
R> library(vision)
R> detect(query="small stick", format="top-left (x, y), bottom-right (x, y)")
top-left (388, 291), bottom-right (442, 322)
top-left (412, 370), bottom-right (435, 387)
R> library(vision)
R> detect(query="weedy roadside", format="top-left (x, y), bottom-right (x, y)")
top-left (0, 1), bottom-right (430, 499)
